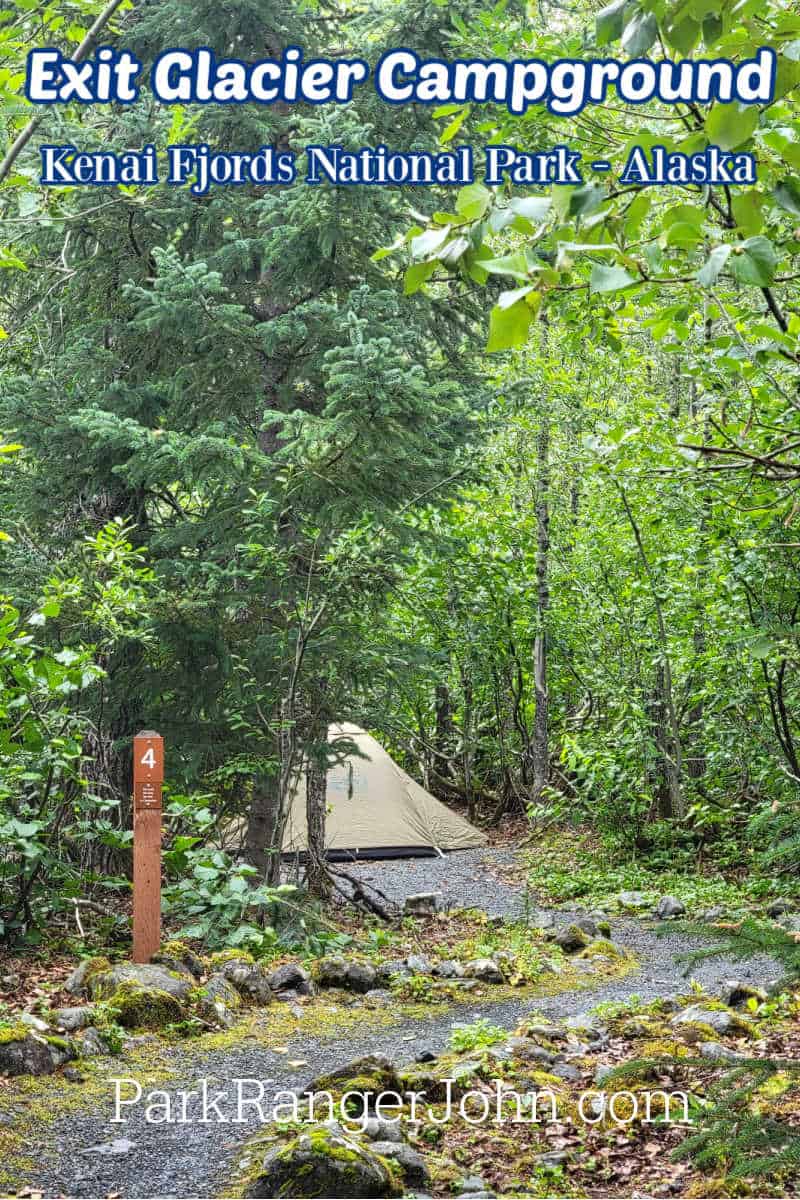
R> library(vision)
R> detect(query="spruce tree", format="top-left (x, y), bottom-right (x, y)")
top-left (0, 0), bottom-right (488, 877)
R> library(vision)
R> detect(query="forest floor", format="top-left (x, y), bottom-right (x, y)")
top-left (1, 841), bottom-right (797, 1199)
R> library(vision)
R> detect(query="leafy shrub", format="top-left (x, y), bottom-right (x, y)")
top-left (450, 1017), bottom-right (507, 1052)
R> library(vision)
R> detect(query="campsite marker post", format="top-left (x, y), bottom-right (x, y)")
top-left (133, 730), bottom-right (163, 963)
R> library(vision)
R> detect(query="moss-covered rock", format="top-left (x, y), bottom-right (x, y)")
top-left (307, 1054), bottom-right (401, 1098)
top-left (153, 940), bottom-right (204, 980)
top-left (0, 1030), bottom-right (74, 1077)
top-left (214, 958), bottom-right (272, 1005)
top-left (89, 962), bottom-right (193, 1003)
top-left (65, 956), bottom-right (112, 998)
top-left (194, 973), bottom-right (242, 1028)
top-left (579, 938), bottom-right (629, 961)
top-left (245, 1125), bottom-right (404, 1198)
top-left (104, 981), bottom-right (184, 1029)
top-left (208, 948), bottom-right (255, 968)
top-left (554, 924), bottom-right (591, 953)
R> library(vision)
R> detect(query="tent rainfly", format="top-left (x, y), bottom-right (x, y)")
top-left (282, 724), bottom-right (486, 859)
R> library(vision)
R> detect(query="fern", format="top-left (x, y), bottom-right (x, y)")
top-left (658, 916), bottom-right (800, 980)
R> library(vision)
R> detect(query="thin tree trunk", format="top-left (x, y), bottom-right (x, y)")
top-left (245, 773), bottom-right (280, 876)
top-left (305, 753), bottom-right (331, 899)
top-left (616, 481), bottom-right (684, 820)
top-left (531, 412), bottom-right (551, 804)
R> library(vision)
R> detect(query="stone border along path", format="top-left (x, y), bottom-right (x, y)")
top-left (22, 848), bottom-right (783, 1200)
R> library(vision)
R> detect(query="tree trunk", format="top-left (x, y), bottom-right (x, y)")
top-left (305, 753), bottom-right (331, 899)
top-left (245, 773), bottom-right (281, 876)
top-left (531, 413), bottom-right (551, 804)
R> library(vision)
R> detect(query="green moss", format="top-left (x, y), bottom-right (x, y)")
top-left (42, 1035), bottom-right (71, 1052)
top-left (106, 982), bottom-right (183, 1029)
top-left (579, 938), bottom-right (628, 960)
top-left (83, 956), bottom-right (113, 990)
top-left (0, 1024), bottom-right (29, 1045)
top-left (209, 949), bottom-right (254, 967)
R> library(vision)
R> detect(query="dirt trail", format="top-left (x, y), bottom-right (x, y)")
top-left (19, 849), bottom-right (783, 1199)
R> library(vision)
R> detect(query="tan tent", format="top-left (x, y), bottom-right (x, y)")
top-left (281, 724), bottom-right (486, 859)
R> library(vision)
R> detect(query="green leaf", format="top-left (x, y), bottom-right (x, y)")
top-left (705, 103), bottom-right (759, 151)
top-left (486, 299), bottom-right (534, 352)
top-left (479, 251), bottom-right (532, 279)
top-left (456, 183), bottom-right (491, 220)
top-left (403, 262), bottom-right (436, 294)
top-left (773, 177), bottom-right (800, 216)
top-left (410, 226), bottom-right (450, 259)
top-left (509, 196), bottom-right (552, 223)
top-left (622, 10), bottom-right (658, 55)
top-left (596, 0), bottom-right (628, 45)
top-left (569, 184), bottom-right (605, 219)
top-left (441, 108), bottom-right (467, 144)
top-left (697, 244), bottom-right (732, 287)
top-left (497, 285), bottom-right (536, 309)
top-left (589, 264), bottom-right (636, 293)
top-left (730, 236), bottom-right (777, 286)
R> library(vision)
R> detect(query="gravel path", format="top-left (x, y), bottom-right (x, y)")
top-left (22, 849), bottom-right (783, 1200)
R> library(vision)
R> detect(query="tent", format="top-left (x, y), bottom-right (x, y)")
top-left (281, 723), bottom-right (486, 859)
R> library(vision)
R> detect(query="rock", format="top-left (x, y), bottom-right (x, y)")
top-left (502, 1037), bottom-right (555, 1066)
top-left (90, 962), bottom-right (193, 1003)
top-left (152, 941), bottom-right (204, 980)
top-left (314, 957), bottom-right (377, 993)
top-left (92, 975), bottom-right (185, 1029)
top-left (306, 1054), bottom-right (401, 1097)
top-left (195, 973), bottom-right (242, 1028)
top-left (700, 906), bottom-right (726, 922)
top-left (526, 908), bottom-right (556, 930)
top-left (718, 980), bottom-right (767, 1009)
top-left (656, 895), bottom-right (686, 919)
top-left (554, 924), bottom-right (590, 953)
top-left (376, 961), bottom-right (411, 984)
top-left (617, 890), bottom-right (647, 908)
top-left (245, 1125), bottom-right (403, 1198)
top-left (346, 963), bottom-right (378, 993)
top-left (574, 916), bottom-right (599, 938)
top-left (53, 1006), bottom-right (94, 1032)
top-left (431, 960), bottom-right (463, 979)
top-left (403, 893), bottom-right (442, 918)
top-left (415, 1049), bottom-right (437, 1063)
top-left (0, 973), bottom-right (20, 991)
top-left (315, 956), bottom-right (350, 988)
top-left (65, 958), bottom-right (97, 997)
top-left (593, 1064), bottom-right (614, 1086)
top-left (216, 959), bottom-right (273, 1005)
top-left (0, 1033), bottom-right (61, 1077)
top-left (364, 989), bottom-right (393, 1006)
top-left (20, 1013), bottom-right (49, 1032)
top-left (550, 1061), bottom-right (581, 1082)
top-left (84, 1138), bottom-right (137, 1156)
top-left (463, 958), bottom-right (503, 983)
top-left (369, 1141), bottom-right (429, 1187)
top-left (779, 914), bottom-right (800, 933)
top-left (767, 899), bottom-right (793, 918)
top-left (699, 1041), bottom-right (746, 1063)
top-left (535, 1151), bottom-right (568, 1168)
top-left (565, 1013), bottom-right (608, 1042)
top-left (362, 1116), bottom-right (404, 1143)
top-left (80, 1028), bottom-right (110, 1056)
top-left (457, 1175), bottom-right (489, 1195)
top-left (405, 954), bottom-right (432, 975)
top-left (267, 962), bottom-right (315, 997)
top-left (671, 1004), bottom-right (750, 1036)
top-left (63, 1066), bottom-right (85, 1083)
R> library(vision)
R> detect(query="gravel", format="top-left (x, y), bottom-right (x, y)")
top-left (21, 849), bottom-right (784, 1199)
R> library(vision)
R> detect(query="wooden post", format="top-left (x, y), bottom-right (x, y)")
top-left (133, 730), bottom-right (163, 963)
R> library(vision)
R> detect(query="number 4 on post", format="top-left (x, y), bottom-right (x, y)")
top-left (133, 730), bottom-right (163, 962)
